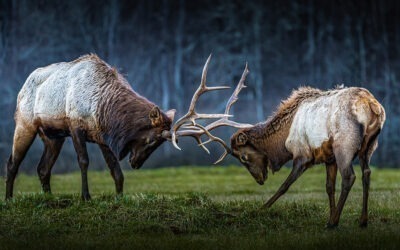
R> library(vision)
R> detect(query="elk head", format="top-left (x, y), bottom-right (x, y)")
top-left (128, 106), bottom-right (175, 169)
top-left (230, 129), bottom-right (268, 185)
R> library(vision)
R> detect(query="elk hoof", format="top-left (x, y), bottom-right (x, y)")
top-left (42, 185), bottom-right (51, 193)
top-left (325, 222), bottom-right (338, 229)
top-left (260, 203), bottom-right (272, 210)
top-left (82, 193), bottom-right (92, 201)
top-left (359, 221), bottom-right (368, 228)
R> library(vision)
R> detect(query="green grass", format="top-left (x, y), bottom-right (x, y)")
top-left (1, 166), bottom-right (400, 249)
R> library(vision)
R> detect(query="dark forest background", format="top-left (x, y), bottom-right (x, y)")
top-left (0, 0), bottom-right (399, 174)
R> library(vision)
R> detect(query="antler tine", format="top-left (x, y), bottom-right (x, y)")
top-left (194, 124), bottom-right (231, 165)
top-left (225, 63), bottom-right (249, 115)
top-left (171, 54), bottom-right (231, 150)
top-left (176, 63), bottom-right (252, 136)
top-left (199, 63), bottom-right (253, 133)
top-left (187, 54), bottom-right (230, 115)
top-left (193, 134), bottom-right (211, 154)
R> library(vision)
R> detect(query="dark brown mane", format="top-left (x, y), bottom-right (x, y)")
top-left (89, 55), bottom-right (167, 159)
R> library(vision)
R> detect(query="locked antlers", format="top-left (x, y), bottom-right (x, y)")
top-left (169, 55), bottom-right (253, 164)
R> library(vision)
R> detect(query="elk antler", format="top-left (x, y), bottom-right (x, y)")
top-left (170, 55), bottom-right (253, 164)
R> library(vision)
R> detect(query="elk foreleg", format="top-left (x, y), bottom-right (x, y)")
top-left (99, 145), bottom-right (124, 195)
top-left (325, 162), bottom-right (338, 227)
top-left (262, 157), bottom-right (309, 208)
top-left (71, 128), bottom-right (91, 201)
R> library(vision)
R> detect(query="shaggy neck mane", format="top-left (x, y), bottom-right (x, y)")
top-left (256, 87), bottom-right (324, 138)
top-left (89, 54), bottom-right (156, 158)
top-left (248, 87), bottom-right (326, 168)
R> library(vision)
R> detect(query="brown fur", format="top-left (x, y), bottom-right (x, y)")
top-left (88, 55), bottom-right (171, 159)
top-left (259, 87), bottom-right (328, 137)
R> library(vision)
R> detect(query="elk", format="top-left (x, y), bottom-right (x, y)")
top-left (229, 86), bottom-right (385, 227)
top-left (5, 54), bottom-right (249, 200)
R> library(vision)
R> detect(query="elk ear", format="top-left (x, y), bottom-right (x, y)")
top-left (149, 106), bottom-right (162, 126)
top-left (165, 109), bottom-right (176, 122)
top-left (236, 132), bottom-right (248, 146)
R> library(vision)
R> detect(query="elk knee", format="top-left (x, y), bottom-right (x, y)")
top-left (37, 167), bottom-right (47, 179)
top-left (363, 169), bottom-right (371, 177)
top-left (116, 171), bottom-right (124, 183)
top-left (362, 169), bottom-right (371, 185)
top-left (326, 183), bottom-right (334, 194)
top-left (78, 157), bottom-right (89, 169)
top-left (342, 174), bottom-right (356, 192)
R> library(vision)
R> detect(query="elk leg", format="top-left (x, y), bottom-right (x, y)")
top-left (36, 132), bottom-right (65, 193)
top-left (325, 161), bottom-right (338, 227)
top-left (359, 154), bottom-right (370, 228)
top-left (6, 125), bottom-right (37, 199)
top-left (99, 145), bottom-right (124, 195)
top-left (329, 149), bottom-right (356, 228)
top-left (71, 128), bottom-right (91, 201)
top-left (262, 158), bottom-right (308, 208)
top-left (358, 135), bottom-right (378, 227)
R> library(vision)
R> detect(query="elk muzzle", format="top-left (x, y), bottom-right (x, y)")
top-left (248, 164), bottom-right (268, 185)
top-left (129, 151), bottom-right (142, 169)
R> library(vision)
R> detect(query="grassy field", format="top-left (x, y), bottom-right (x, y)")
top-left (1, 165), bottom-right (400, 249)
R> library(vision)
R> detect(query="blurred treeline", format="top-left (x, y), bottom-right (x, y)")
top-left (0, 0), bottom-right (399, 174)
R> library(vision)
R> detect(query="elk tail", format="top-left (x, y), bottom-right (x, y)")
top-left (367, 99), bottom-right (385, 132)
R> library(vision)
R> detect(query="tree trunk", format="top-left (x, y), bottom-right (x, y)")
top-left (253, 7), bottom-right (264, 121)
top-left (174, 0), bottom-right (185, 113)
top-left (106, 0), bottom-right (119, 64)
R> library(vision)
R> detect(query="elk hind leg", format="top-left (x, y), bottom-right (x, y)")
top-left (325, 161), bottom-right (338, 227)
top-left (6, 124), bottom-right (37, 199)
top-left (330, 146), bottom-right (357, 228)
top-left (359, 131), bottom-right (380, 227)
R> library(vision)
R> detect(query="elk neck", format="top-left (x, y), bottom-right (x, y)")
top-left (94, 61), bottom-right (156, 158)
top-left (247, 87), bottom-right (326, 171)
top-left (248, 119), bottom-right (293, 172)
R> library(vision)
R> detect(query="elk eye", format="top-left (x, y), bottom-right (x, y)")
top-left (240, 154), bottom-right (248, 163)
